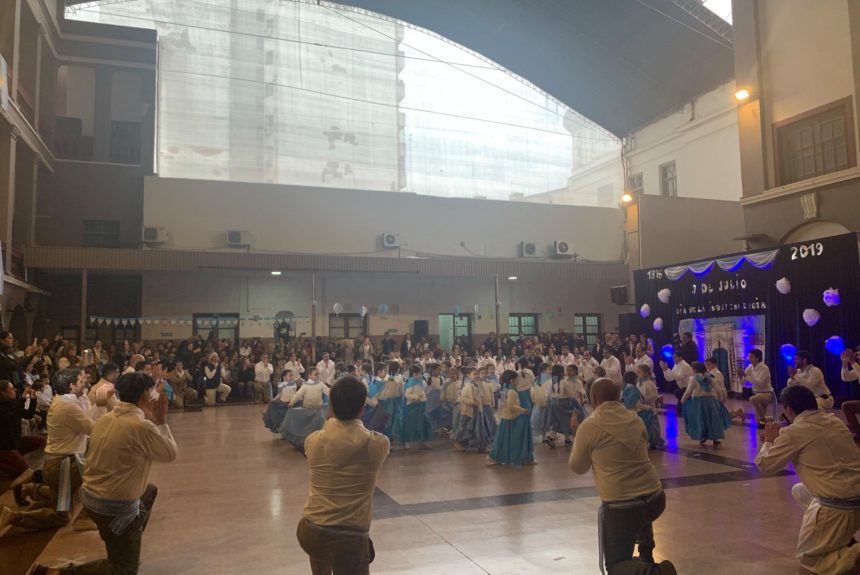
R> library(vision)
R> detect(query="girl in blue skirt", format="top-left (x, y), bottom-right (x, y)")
top-left (361, 363), bottom-right (390, 433)
top-left (402, 364), bottom-right (433, 449)
top-left (378, 361), bottom-right (405, 443)
top-left (455, 366), bottom-right (493, 452)
top-left (681, 361), bottom-right (731, 447)
top-left (489, 369), bottom-right (534, 466)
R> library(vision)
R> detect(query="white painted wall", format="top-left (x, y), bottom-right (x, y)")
top-left (142, 177), bottom-right (625, 261)
top-left (626, 82), bottom-right (742, 201)
top-left (759, 0), bottom-right (855, 124)
top-left (758, 0), bottom-right (858, 187)
top-left (139, 270), bottom-right (627, 341)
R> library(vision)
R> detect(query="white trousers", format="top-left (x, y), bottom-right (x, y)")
top-left (791, 483), bottom-right (860, 574)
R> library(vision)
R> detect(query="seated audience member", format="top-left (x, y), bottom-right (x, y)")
top-left (296, 376), bottom-right (390, 575)
top-left (0, 380), bottom-right (45, 503)
top-left (755, 385), bottom-right (860, 574)
top-left (168, 360), bottom-right (196, 409)
top-left (31, 371), bottom-right (178, 575)
top-left (0, 368), bottom-right (95, 534)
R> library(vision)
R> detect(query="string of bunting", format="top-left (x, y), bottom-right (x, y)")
top-left (87, 316), bottom-right (309, 328)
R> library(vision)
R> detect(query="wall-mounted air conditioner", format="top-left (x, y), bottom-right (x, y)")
top-left (142, 226), bottom-right (168, 245)
top-left (520, 241), bottom-right (540, 258)
top-left (227, 230), bottom-right (251, 247)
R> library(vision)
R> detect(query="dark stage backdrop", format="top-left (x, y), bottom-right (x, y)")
top-left (633, 233), bottom-right (860, 401)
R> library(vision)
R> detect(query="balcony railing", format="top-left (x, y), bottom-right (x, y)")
top-left (54, 116), bottom-right (94, 161)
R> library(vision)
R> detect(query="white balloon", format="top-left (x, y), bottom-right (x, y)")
top-left (653, 317), bottom-right (664, 332)
top-left (657, 288), bottom-right (671, 304)
top-left (775, 277), bottom-right (791, 295)
top-left (360, 306), bottom-right (368, 317)
top-left (639, 304), bottom-right (651, 318)
top-left (333, 303), bottom-right (343, 315)
top-left (822, 287), bottom-right (840, 307)
top-left (802, 308), bottom-right (821, 327)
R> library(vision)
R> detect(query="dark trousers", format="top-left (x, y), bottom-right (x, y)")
top-left (842, 400), bottom-right (860, 437)
top-left (296, 518), bottom-right (373, 575)
top-left (602, 491), bottom-right (668, 575)
top-left (61, 484), bottom-right (158, 575)
top-left (672, 387), bottom-right (685, 414)
top-left (0, 435), bottom-right (46, 477)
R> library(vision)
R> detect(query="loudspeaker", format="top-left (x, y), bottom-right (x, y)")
top-left (413, 320), bottom-right (429, 339)
top-left (610, 285), bottom-right (629, 305)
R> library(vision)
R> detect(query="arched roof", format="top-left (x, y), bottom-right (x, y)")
top-left (333, 0), bottom-right (734, 136)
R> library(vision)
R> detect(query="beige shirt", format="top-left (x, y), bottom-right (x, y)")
top-left (83, 402), bottom-right (177, 500)
top-left (303, 418), bottom-right (390, 531)
top-left (569, 401), bottom-right (661, 502)
top-left (499, 389), bottom-right (527, 420)
top-left (46, 395), bottom-right (95, 456)
top-left (755, 410), bottom-right (860, 500)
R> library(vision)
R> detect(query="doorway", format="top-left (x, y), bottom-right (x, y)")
top-left (437, 314), bottom-right (472, 352)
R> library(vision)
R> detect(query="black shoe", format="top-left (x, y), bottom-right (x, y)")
top-left (658, 560), bottom-right (678, 575)
top-left (13, 484), bottom-right (26, 507)
top-left (542, 437), bottom-right (555, 449)
top-left (28, 566), bottom-right (50, 575)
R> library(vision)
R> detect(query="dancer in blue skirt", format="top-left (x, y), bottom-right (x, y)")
top-left (455, 366), bottom-right (493, 452)
top-left (281, 367), bottom-right (328, 452)
top-left (635, 364), bottom-right (666, 449)
top-left (378, 361), bottom-right (405, 443)
top-left (681, 361), bottom-right (731, 447)
top-left (489, 369), bottom-right (534, 466)
top-left (361, 363), bottom-right (389, 433)
top-left (425, 364), bottom-right (444, 432)
top-left (402, 364), bottom-right (433, 449)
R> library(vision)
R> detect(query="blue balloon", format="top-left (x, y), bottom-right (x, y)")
top-left (661, 344), bottom-right (674, 360)
top-left (825, 336), bottom-right (845, 355)
top-left (453, 305), bottom-right (462, 316)
top-left (780, 343), bottom-right (797, 363)
top-left (378, 304), bottom-right (388, 314)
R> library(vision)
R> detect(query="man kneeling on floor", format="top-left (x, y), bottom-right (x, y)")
top-left (297, 375), bottom-right (390, 575)
top-left (755, 385), bottom-right (860, 575)
top-left (568, 377), bottom-right (676, 575)
top-left (31, 371), bottom-right (178, 575)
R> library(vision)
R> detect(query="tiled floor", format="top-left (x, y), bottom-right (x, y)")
top-left (6, 400), bottom-right (854, 574)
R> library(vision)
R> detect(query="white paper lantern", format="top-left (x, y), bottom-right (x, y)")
top-left (639, 304), bottom-right (651, 318)
top-left (802, 308), bottom-right (821, 327)
top-left (657, 288), bottom-right (671, 304)
top-left (775, 277), bottom-right (791, 295)
top-left (653, 317), bottom-right (664, 332)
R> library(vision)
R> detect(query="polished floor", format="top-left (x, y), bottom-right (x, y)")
top-left (5, 399), bottom-right (853, 575)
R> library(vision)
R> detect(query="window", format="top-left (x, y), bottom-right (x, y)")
top-left (112, 324), bottom-right (139, 344)
top-left (192, 313), bottom-right (239, 344)
top-left (82, 220), bottom-right (120, 247)
top-left (454, 314), bottom-right (472, 340)
top-left (775, 97), bottom-right (856, 186)
top-left (508, 313), bottom-right (538, 337)
top-left (329, 314), bottom-right (367, 339)
top-left (659, 162), bottom-right (677, 197)
top-left (628, 172), bottom-right (643, 195)
top-left (69, 1), bottom-right (621, 205)
top-left (574, 314), bottom-right (601, 349)
top-left (60, 326), bottom-right (80, 349)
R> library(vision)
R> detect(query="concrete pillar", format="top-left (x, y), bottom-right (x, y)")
top-left (9, 0), bottom-right (20, 101)
top-left (0, 128), bottom-right (19, 274)
top-left (33, 26), bottom-right (42, 131)
top-left (80, 269), bottom-right (88, 347)
top-left (93, 66), bottom-right (113, 162)
top-left (732, 0), bottom-right (769, 197)
top-left (29, 157), bottom-right (37, 245)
